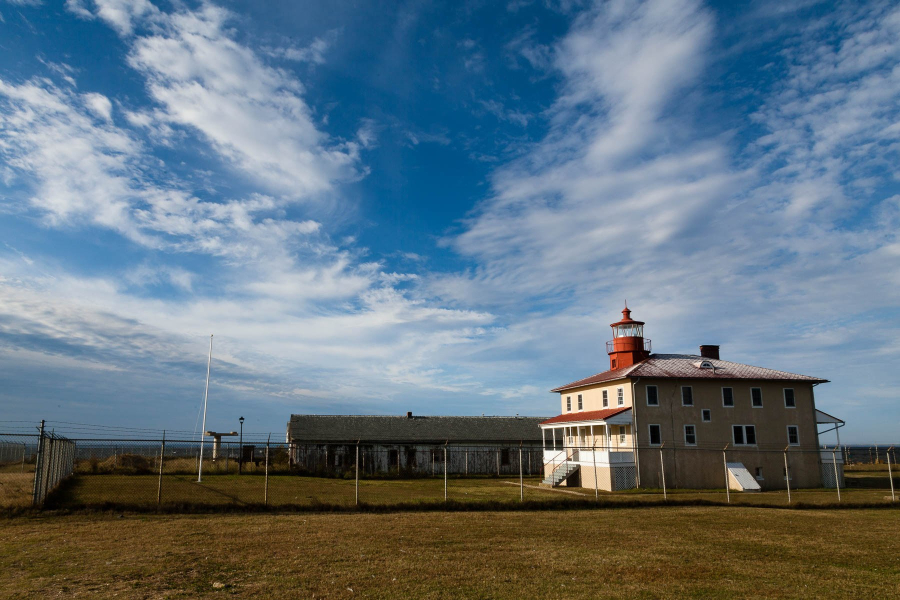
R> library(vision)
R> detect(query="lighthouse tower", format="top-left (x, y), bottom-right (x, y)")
top-left (606, 304), bottom-right (651, 370)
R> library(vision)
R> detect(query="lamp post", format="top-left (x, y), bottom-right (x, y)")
top-left (238, 416), bottom-right (244, 475)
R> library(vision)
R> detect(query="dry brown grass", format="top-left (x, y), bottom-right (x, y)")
top-left (0, 473), bottom-right (33, 509)
top-left (45, 473), bottom-right (899, 511)
top-left (0, 507), bottom-right (898, 599)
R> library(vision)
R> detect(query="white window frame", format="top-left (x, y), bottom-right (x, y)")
top-left (648, 424), bottom-right (662, 446)
top-left (602, 390), bottom-right (609, 408)
top-left (646, 385), bottom-right (659, 406)
top-left (722, 387), bottom-right (734, 408)
top-left (617, 387), bottom-right (625, 407)
top-left (784, 388), bottom-right (796, 408)
top-left (751, 387), bottom-right (763, 408)
top-left (577, 394), bottom-right (583, 411)
top-left (787, 425), bottom-right (800, 446)
top-left (618, 425), bottom-right (627, 445)
top-left (681, 386), bottom-right (693, 406)
top-left (684, 424), bottom-right (697, 446)
top-left (732, 424), bottom-right (757, 446)
top-left (701, 409), bottom-right (711, 422)
top-left (566, 396), bottom-right (571, 412)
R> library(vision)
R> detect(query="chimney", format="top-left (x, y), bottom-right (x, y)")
top-left (699, 345), bottom-right (720, 360)
top-left (406, 411), bottom-right (412, 419)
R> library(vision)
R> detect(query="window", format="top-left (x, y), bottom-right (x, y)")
top-left (722, 387), bottom-right (734, 407)
top-left (783, 467), bottom-right (792, 481)
top-left (577, 394), bottom-right (583, 410)
top-left (406, 448), bottom-right (417, 468)
top-left (751, 387), bottom-right (763, 408)
top-left (619, 426), bottom-right (627, 444)
top-left (755, 467), bottom-right (764, 481)
top-left (787, 425), bottom-right (799, 446)
top-left (501, 449), bottom-right (511, 466)
top-left (611, 358), bottom-right (617, 369)
top-left (682, 386), bottom-right (693, 406)
top-left (647, 385), bottom-right (659, 406)
top-left (702, 409), bottom-right (711, 422)
top-left (617, 388), bottom-right (624, 406)
top-left (602, 390), bottom-right (609, 408)
top-left (733, 425), bottom-right (757, 446)
top-left (684, 425), bottom-right (697, 446)
top-left (784, 388), bottom-right (796, 408)
top-left (648, 424), bottom-right (661, 446)
top-left (566, 396), bottom-right (571, 412)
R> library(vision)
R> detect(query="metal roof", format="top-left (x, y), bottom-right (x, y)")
top-left (539, 407), bottom-right (632, 426)
top-left (551, 354), bottom-right (828, 392)
top-left (287, 414), bottom-right (547, 443)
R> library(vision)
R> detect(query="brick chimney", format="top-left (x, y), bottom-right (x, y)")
top-left (699, 345), bottom-right (720, 360)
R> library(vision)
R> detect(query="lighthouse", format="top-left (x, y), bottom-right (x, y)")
top-left (606, 304), bottom-right (651, 370)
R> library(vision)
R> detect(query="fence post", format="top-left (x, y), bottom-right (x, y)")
top-left (519, 442), bottom-right (524, 502)
top-left (355, 441), bottom-right (359, 506)
top-left (265, 435), bottom-right (270, 506)
top-left (783, 447), bottom-right (791, 504)
top-left (723, 445), bottom-right (730, 504)
top-left (659, 443), bottom-right (666, 500)
top-left (444, 442), bottom-right (448, 502)
top-left (832, 448), bottom-right (841, 502)
top-left (157, 431), bottom-right (166, 506)
top-left (32, 421), bottom-right (44, 506)
top-left (592, 440), bottom-right (598, 500)
top-left (887, 446), bottom-right (895, 503)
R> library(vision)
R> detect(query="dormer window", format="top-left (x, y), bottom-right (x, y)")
top-left (693, 360), bottom-right (715, 369)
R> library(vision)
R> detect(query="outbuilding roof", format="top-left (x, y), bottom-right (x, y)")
top-left (551, 353), bottom-right (828, 392)
top-left (286, 414), bottom-right (547, 443)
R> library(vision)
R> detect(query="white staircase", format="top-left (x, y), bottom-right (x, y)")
top-left (542, 462), bottom-right (580, 487)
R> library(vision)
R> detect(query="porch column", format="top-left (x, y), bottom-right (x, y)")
top-left (605, 424), bottom-right (611, 449)
top-left (541, 428), bottom-right (546, 450)
top-left (552, 427), bottom-right (557, 450)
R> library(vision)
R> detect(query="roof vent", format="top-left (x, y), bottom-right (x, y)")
top-left (699, 345), bottom-right (720, 360)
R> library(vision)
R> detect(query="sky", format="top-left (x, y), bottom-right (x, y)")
top-left (0, 0), bottom-right (898, 443)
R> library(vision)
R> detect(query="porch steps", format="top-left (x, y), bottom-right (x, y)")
top-left (541, 462), bottom-right (580, 487)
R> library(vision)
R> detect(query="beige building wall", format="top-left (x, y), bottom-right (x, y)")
top-left (558, 378), bottom-right (633, 415)
top-left (630, 379), bottom-right (822, 490)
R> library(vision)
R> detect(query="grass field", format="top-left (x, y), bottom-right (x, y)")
top-left (3, 463), bottom-right (896, 511)
top-left (1, 507), bottom-right (898, 599)
top-left (36, 471), bottom-right (898, 511)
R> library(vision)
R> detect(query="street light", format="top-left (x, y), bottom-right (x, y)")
top-left (238, 416), bottom-right (244, 475)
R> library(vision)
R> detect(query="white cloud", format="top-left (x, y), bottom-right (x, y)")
top-left (82, 92), bottom-right (112, 121)
top-left (122, 4), bottom-right (360, 198)
top-left (66, 0), bottom-right (158, 36)
top-left (265, 31), bottom-right (340, 65)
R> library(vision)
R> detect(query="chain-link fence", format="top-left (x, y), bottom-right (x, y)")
top-left (2, 426), bottom-right (897, 511)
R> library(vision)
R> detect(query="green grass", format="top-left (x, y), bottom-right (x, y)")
top-left (1, 507), bottom-right (898, 598)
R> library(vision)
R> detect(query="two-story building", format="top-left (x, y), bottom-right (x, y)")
top-left (540, 306), bottom-right (844, 491)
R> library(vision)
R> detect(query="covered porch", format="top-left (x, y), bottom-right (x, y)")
top-left (539, 408), bottom-right (635, 482)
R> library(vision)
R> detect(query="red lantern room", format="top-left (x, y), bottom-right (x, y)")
top-left (606, 304), bottom-right (651, 370)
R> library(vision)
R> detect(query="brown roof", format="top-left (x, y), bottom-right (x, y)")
top-left (550, 354), bottom-right (828, 392)
top-left (540, 407), bottom-right (631, 426)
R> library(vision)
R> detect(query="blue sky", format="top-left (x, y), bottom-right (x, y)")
top-left (0, 0), bottom-right (898, 443)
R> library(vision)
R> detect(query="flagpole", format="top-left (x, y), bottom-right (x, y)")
top-left (197, 334), bottom-right (213, 483)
